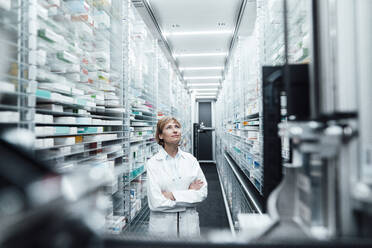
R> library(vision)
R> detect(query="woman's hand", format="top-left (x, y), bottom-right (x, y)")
top-left (162, 191), bottom-right (175, 201)
top-left (189, 179), bottom-right (204, 190)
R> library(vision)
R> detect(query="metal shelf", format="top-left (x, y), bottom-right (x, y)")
top-left (35, 136), bottom-right (127, 151)
top-left (131, 108), bottom-right (156, 116)
top-left (35, 109), bottom-right (125, 120)
top-left (122, 201), bottom-right (149, 232)
top-left (130, 136), bottom-right (154, 143)
top-left (36, 123), bottom-right (123, 127)
top-left (224, 152), bottom-right (263, 214)
top-left (40, 141), bottom-right (126, 161)
top-left (36, 131), bottom-right (125, 138)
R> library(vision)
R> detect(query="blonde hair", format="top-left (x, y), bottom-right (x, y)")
top-left (155, 117), bottom-right (181, 147)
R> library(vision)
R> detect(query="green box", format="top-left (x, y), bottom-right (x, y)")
top-left (36, 89), bottom-right (51, 99)
top-left (55, 126), bottom-right (70, 134)
top-left (78, 127), bottom-right (97, 134)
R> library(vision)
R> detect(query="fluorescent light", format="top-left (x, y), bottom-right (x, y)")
top-left (188, 83), bottom-right (220, 87)
top-left (195, 93), bottom-right (216, 96)
top-left (194, 88), bottom-right (218, 91)
top-left (184, 76), bottom-right (222, 80)
top-left (174, 52), bottom-right (227, 58)
top-left (195, 95), bottom-right (217, 99)
top-left (180, 66), bottom-right (224, 71)
top-left (164, 30), bottom-right (232, 36)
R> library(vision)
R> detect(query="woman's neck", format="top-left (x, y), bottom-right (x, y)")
top-left (163, 143), bottom-right (178, 158)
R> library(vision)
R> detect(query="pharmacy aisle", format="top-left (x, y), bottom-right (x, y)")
top-left (2, 0), bottom-right (372, 247)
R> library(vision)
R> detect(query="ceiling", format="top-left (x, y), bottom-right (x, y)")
top-left (145, 0), bottom-right (246, 99)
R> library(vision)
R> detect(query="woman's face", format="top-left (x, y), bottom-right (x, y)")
top-left (159, 120), bottom-right (181, 145)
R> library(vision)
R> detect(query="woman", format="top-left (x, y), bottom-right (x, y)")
top-left (147, 117), bottom-right (208, 237)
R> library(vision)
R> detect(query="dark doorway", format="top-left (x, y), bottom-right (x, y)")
top-left (197, 101), bottom-right (214, 161)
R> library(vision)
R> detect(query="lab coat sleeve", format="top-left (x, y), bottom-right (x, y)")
top-left (172, 159), bottom-right (208, 205)
top-left (147, 162), bottom-right (177, 211)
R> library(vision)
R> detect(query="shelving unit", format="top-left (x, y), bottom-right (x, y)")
top-left (215, 0), bottom-right (311, 228)
top-left (0, 0), bottom-right (191, 236)
top-left (216, 32), bottom-right (263, 196)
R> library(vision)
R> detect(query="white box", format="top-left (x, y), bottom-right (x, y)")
top-left (76, 117), bottom-right (91, 124)
top-left (35, 114), bottom-right (44, 123)
top-left (51, 93), bottom-right (73, 104)
top-left (45, 127), bottom-right (55, 135)
top-left (83, 135), bottom-right (99, 142)
top-left (38, 104), bottom-right (63, 112)
top-left (71, 88), bottom-right (84, 96)
top-left (37, 50), bottom-right (47, 66)
top-left (0, 81), bottom-right (15, 92)
top-left (66, 64), bottom-right (80, 73)
top-left (105, 100), bottom-right (120, 106)
top-left (35, 127), bottom-right (44, 136)
top-left (78, 109), bottom-right (87, 115)
top-left (44, 138), bottom-right (54, 147)
top-left (54, 137), bottom-right (75, 145)
top-left (44, 115), bottom-right (53, 123)
top-left (35, 139), bottom-right (44, 149)
top-left (104, 92), bottom-right (118, 100)
top-left (92, 118), bottom-right (102, 124)
top-left (70, 127), bottom-right (78, 134)
top-left (66, 73), bottom-right (80, 82)
top-left (54, 116), bottom-right (76, 124)
top-left (37, 4), bottom-right (48, 20)
top-left (35, 127), bottom-right (55, 136)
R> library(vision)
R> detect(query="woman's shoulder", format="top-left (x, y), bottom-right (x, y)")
top-left (146, 151), bottom-right (163, 167)
top-left (179, 149), bottom-right (197, 161)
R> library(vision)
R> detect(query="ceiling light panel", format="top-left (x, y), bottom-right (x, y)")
top-left (195, 95), bottom-right (217, 99)
top-left (184, 76), bottom-right (222, 80)
top-left (180, 66), bottom-right (224, 71)
top-left (164, 30), bottom-right (233, 36)
top-left (170, 36), bottom-right (229, 57)
top-left (187, 83), bottom-right (220, 87)
top-left (194, 91), bottom-right (219, 95)
top-left (194, 88), bottom-right (218, 92)
top-left (175, 52), bottom-right (227, 58)
top-left (177, 56), bottom-right (227, 69)
top-left (182, 70), bottom-right (222, 78)
top-left (149, 0), bottom-right (241, 32)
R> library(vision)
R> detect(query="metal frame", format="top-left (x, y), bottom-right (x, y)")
top-left (224, 153), bottom-right (263, 214)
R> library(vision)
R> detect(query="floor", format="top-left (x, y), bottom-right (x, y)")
top-left (197, 163), bottom-right (230, 235)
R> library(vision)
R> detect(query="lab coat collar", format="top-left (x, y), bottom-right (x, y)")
top-left (155, 146), bottom-right (186, 161)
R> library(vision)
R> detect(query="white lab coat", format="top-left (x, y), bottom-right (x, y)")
top-left (146, 147), bottom-right (208, 237)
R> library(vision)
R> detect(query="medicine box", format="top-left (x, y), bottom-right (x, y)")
top-left (54, 116), bottom-right (76, 124)
top-left (35, 126), bottom-right (55, 136)
top-left (38, 104), bottom-right (64, 112)
top-left (76, 117), bottom-right (92, 124)
top-left (0, 81), bottom-right (15, 92)
top-left (0, 111), bottom-right (20, 123)
top-left (54, 137), bottom-right (75, 145)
